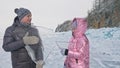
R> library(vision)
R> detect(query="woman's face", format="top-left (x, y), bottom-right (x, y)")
top-left (71, 20), bottom-right (77, 31)
top-left (20, 13), bottom-right (32, 24)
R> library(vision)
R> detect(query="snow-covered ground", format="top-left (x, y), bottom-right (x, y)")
top-left (0, 27), bottom-right (120, 68)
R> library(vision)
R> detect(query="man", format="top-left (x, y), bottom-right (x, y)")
top-left (2, 8), bottom-right (44, 68)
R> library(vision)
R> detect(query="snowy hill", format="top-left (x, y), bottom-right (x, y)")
top-left (0, 27), bottom-right (120, 68)
top-left (87, 28), bottom-right (120, 68)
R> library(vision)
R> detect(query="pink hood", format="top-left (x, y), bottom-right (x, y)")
top-left (72, 18), bottom-right (87, 38)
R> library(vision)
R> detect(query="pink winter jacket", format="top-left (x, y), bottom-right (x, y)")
top-left (64, 18), bottom-right (89, 68)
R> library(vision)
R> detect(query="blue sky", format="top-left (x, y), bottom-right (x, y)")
top-left (0, 0), bottom-right (94, 30)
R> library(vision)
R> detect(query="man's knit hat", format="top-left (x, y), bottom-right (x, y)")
top-left (14, 8), bottom-right (31, 20)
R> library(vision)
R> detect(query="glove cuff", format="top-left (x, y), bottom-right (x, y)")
top-left (65, 49), bottom-right (68, 55)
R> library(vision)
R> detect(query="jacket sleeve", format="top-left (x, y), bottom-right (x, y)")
top-left (68, 39), bottom-right (89, 59)
top-left (36, 29), bottom-right (44, 60)
top-left (30, 28), bottom-right (44, 61)
top-left (2, 27), bottom-right (25, 52)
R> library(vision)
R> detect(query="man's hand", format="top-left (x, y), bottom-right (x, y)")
top-left (36, 60), bottom-right (44, 68)
top-left (23, 32), bottom-right (39, 45)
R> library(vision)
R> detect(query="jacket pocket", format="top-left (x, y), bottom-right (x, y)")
top-left (18, 52), bottom-right (30, 63)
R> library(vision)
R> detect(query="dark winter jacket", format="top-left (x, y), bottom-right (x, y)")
top-left (2, 17), bottom-right (43, 68)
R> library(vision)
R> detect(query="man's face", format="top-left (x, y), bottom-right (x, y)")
top-left (20, 13), bottom-right (32, 24)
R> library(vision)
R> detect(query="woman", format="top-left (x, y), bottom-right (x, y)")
top-left (61, 18), bottom-right (89, 68)
top-left (2, 8), bottom-right (43, 68)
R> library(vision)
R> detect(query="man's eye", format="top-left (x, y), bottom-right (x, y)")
top-left (27, 15), bottom-right (30, 17)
